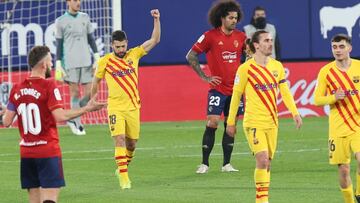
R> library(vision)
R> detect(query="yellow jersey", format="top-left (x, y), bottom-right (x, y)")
top-left (314, 59), bottom-right (360, 138)
top-left (95, 46), bottom-right (147, 111)
top-left (228, 57), bottom-right (299, 129)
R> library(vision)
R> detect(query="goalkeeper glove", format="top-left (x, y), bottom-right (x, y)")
top-left (55, 60), bottom-right (66, 81)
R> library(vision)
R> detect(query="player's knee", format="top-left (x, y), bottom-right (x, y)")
top-left (114, 135), bottom-right (126, 147)
top-left (338, 164), bottom-right (351, 177)
top-left (207, 118), bottom-right (219, 128)
top-left (126, 142), bottom-right (136, 151)
top-left (255, 152), bottom-right (269, 169)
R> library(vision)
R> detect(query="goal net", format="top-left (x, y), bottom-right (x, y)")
top-left (0, 0), bottom-right (114, 125)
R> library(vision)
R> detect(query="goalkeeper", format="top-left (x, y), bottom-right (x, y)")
top-left (55, 0), bottom-right (100, 136)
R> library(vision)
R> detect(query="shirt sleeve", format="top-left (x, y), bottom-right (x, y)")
top-left (191, 32), bottom-right (211, 54)
top-left (130, 46), bottom-right (147, 60)
top-left (86, 14), bottom-right (94, 34)
top-left (313, 67), bottom-right (337, 106)
top-left (47, 81), bottom-right (64, 111)
top-left (55, 18), bottom-right (63, 39)
top-left (95, 56), bottom-right (107, 79)
top-left (278, 65), bottom-right (299, 116)
top-left (7, 87), bottom-right (16, 112)
top-left (227, 65), bottom-right (248, 125)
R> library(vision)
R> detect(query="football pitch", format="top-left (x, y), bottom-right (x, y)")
top-left (0, 117), bottom-right (352, 202)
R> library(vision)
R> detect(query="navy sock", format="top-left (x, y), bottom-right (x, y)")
top-left (201, 126), bottom-right (217, 166)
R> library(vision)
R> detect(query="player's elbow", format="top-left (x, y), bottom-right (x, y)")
top-left (2, 117), bottom-right (12, 128)
top-left (313, 97), bottom-right (323, 106)
top-left (185, 50), bottom-right (195, 62)
top-left (154, 37), bottom-right (160, 44)
top-left (3, 121), bottom-right (12, 128)
top-left (54, 114), bottom-right (68, 123)
top-left (52, 109), bottom-right (68, 122)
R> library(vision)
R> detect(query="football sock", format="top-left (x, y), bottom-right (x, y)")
top-left (222, 122), bottom-right (234, 166)
top-left (356, 172), bottom-right (360, 196)
top-left (79, 95), bottom-right (90, 107)
top-left (71, 97), bottom-right (82, 126)
top-left (255, 168), bottom-right (270, 203)
top-left (115, 147), bottom-right (129, 182)
top-left (341, 184), bottom-right (354, 203)
top-left (202, 126), bottom-right (217, 166)
top-left (126, 149), bottom-right (134, 165)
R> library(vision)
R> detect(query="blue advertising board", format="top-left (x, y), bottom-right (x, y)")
top-left (122, 0), bottom-right (359, 64)
top-left (310, 0), bottom-right (360, 58)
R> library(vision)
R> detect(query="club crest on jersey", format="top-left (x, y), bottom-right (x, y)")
top-left (110, 125), bottom-right (115, 131)
top-left (208, 106), bottom-right (213, 112)
top-left (127, 59), bottom-right (133, 65)
top-left (353, 76), bottom-right (360, 83)
top-left (272, 71), bottom-right (279, 77)
top-left (218, 41), bottom-right (224, 45)
top-left (233, 40), bottom-right (239, 48)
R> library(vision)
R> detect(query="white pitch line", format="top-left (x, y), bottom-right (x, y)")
top-left (0, 148), bottom-right (327, 163)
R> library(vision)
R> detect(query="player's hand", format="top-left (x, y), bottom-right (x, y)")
top-left (84, 94), bottom-right (107, 112)
top-left (151, 9), bottom-right (160, 19)
top-left (293, 114), bottom-right (302, 130)
top-left (205, 76), bottom-right (222, 86)
top-left (335, 88), bottom-right (345, 100)
top-left (226, 125), bottom-right (237, 137)
top-left (55, 60), bottom-right (67, 81)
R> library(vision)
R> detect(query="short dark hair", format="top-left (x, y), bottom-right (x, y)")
top-left (112, 30), bottom-right (127, 42)
top-left (249, 30), bottom-right (268, 53)
top-left (331, 34), bottom-right (351, 45)
top-left (253, 6), bottom-right (266, 16)
top-left (250, 6), bottom-right (266, 24)
top-left (208, 0), bottom-right (243, 28)
top-left (28, 46), bottom-right (50, 69)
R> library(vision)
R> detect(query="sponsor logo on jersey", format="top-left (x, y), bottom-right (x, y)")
top-left (111, 67), bottom-right (135, 77)
top-left (255, 83), bottom-right (278, 91)
top-left (222, 51), bottom-right (237, 60)
top-left (330, 89), bottom-right (358, 96)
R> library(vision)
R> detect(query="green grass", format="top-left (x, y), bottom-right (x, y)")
top-left (0, 117), bottom-right (353, 202)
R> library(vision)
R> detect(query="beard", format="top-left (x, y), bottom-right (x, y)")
top-left (115, 52), bottom-right (126, 58)
top-left (45, 67), bottom-right (51, 78)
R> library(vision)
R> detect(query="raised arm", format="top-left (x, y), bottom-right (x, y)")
top-left (141, 9), bottom-right (161, 53)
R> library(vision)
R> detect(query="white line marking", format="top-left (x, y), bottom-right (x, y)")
top-left (0, 148), bottom-right (327, 162)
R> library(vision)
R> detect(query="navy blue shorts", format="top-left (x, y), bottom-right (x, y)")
top-left (207, 89), bottom-right (244, 117)
top-left (20, 156), bottom-right (65, 189)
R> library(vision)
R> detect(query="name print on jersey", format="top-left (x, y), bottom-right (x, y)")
top-left (15, 88), bottom-right (41, 100)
